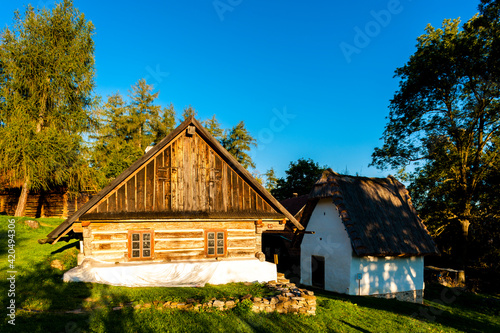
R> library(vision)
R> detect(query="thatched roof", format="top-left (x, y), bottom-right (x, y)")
top-left (300, 169), bottom-right (439, 257)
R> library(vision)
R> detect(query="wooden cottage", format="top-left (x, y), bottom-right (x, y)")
top-left (42, 117), bottom-right (303, 287)
top-left (298, 169), bottom-right (438, 303)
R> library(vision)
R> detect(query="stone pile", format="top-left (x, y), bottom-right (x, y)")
top-left (129, 274), bottom-right (317, 315)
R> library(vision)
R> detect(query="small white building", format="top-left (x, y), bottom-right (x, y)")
top-left (299, 169), bottom-right (438, 303)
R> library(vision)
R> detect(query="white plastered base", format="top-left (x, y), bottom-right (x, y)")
top-left (63, 258), bottom-right (277, 287)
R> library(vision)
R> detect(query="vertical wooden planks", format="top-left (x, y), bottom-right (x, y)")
top-left (238, 175), bottom-right (244, 210)
top-left (156, 151), bottom-right (164, 211)
top-left (208, 148), bottom-right (215, 211)
top-left (226, 165), bottom-right (233, 211)
top-left (192, 134), bottom-right (199, 211)
top-left (136, 168), bottom-right (145, 211)
top-left (146, 161), bottom-right (155, 210)
top-left (164, 145), bottom-right (171, 211)
top-left (177, 136), bottom-right (184, 212)
top-left (215, 155), bottom-right (223, 211)
top-left (257, 195), bottom-right (263, 212)
top-left (251, 189), bottom-right (257, 211)
top-left (108, 193), bottom-right (116, 212)
top-left (221, 162), bottom-right (227, 212)
top-left (243, 182), bottom-right (250, 210)
top-left (199, 138), bottom-right (207, 211)
top-left (170, 141), bottom-right (178, 212)
top-left (232, 171), bottom-right (239, 211)
top-left (117, 185), bottom-right (126, 212)
top-left (183, 135), bottom-right (191, 211)
top-left (127, 176), bottom-right (135, 212)
top-left (98, 200), bottom-right (107, 213)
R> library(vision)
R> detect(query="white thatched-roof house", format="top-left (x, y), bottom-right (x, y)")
top-left (298, 169), bottom-right (439, 303)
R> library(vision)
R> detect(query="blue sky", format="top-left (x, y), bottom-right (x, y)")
top-left (0, 0), bottom-right (480, 179)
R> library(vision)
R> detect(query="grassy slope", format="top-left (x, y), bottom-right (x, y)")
top-left (0, 216), bottom-right (499, 333)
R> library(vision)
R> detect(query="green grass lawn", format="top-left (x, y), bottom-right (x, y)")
top-left (1, 215), bottom-right (499, 333)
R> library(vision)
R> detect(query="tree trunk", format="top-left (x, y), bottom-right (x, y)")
top-left (14, 180), bottom-right (29, 217)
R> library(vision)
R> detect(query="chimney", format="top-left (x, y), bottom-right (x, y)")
top-left (293, 193), bottom-right (298, 198)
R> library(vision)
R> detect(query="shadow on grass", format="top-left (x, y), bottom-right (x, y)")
top-left (310, 284), bottom-right (500, 333)
top-left (339, 320), bottom-right (371, 333)
top-left (50, 241), bottom-right (79, 255)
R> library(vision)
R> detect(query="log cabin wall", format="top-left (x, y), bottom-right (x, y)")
top-left (0, 191), bottom-right (90, 218)
top-left (84, 130), bottom-right (278, 218)
top-left (82, 220), bottom-right (261, 262)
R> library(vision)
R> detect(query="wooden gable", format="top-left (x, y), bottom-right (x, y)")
top-left (44, 117), bottom-right (303, 244)
top-left (82, 125), bottom-right (279, 219)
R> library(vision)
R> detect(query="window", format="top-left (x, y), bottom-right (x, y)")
top-left (205, 230), bottom-right (226, 257)
top-left (128, 230), bottom-right (154, 260)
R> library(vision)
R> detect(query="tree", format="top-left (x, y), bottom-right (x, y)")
top-left (271, 158), bottom-right (325, 201)
top-left (128, 79), bottom-right (161, 150)
top-left (221, 121), bottom-right (257, 169)
top-left (0, 0), bottom-right (97, 216)
top-left (91, 80), bottom-right (173, 184)
top-left (90, 93), bottom-right (142, 184)
top-left (371, 13), bottom-right (500, 267)
top-left (181, 105), bottom-right (197, 121)
top-left (202, 115), bottom-right (224, 142)
top-left (263, 168), bottom-right (278, 192)
top-left (152, 104), bottom-right (176, 144)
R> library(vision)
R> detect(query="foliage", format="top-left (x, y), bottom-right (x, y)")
top-left (202, 114), bottom-right (225, 142)
top-left (128, 78), bottom-right (163, 150)
top-left (234, 299), bottom-right (254, 316)
top-left (0, 0), bottom-right (98, 212)
top-left (181, 105), bottom-right (197, 121)
top-left (264, 168), bottom-right (279, 192)
top-left (271, 158), bottom-right (325, 201)
top-left (91, 80), bottom-right (175, 185)
top-left (371, 10), bottom-right (500, 267)
top-left (221, 121), bottom-right (257, 169)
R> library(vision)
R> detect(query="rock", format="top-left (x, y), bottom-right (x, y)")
top-left (24, 220), bottom-right (39, 229)
top-left (291, 297), bottom-right (305, 301)
top-left (241, 294), bottom-right (252, 300)
top-left (212, 300), bottom-right (224, 308)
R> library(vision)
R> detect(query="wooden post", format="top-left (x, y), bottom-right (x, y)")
top-left (274, 253), bottom-right (279, 265)
top-left (62, 192), bottom-right (68, 219)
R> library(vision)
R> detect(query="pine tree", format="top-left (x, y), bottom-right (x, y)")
top-left (202, 115), bottom-right (224, 142)
top-left (129, 79), bottom-right (161, 150)
top-left (91, 80), bottom-right (173, 184)
top-left (181, 105), bottom-right (197, 121)
top-left (91, 93), bottom-right (142, 184)
top-left (152, 104), bottom-right (176, 144)
top-left (0, 0), bottom-right (97, 216)
top-left (221, 121), bottom-right (257, 169)
top-left (264, 168), bottom-right (278, 192)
